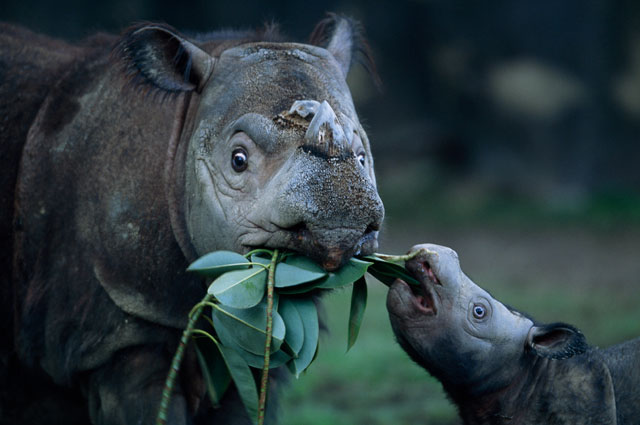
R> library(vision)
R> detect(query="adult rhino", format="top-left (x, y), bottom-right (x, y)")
top-left (0, 15), bottom-right (384, 425)
top-left (388, 244), bottom-right (640, 425)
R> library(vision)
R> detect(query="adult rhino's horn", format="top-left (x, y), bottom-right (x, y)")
top-left (114, 23), bottom-right (215, 93)
top-left (303, 101), bottom-right (348, 158)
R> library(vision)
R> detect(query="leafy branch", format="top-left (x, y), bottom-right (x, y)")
top-left (155, 249), bottom-right (421, 425)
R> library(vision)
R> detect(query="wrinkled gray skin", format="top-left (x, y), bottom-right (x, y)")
top-left (184, 41), bottom-right (384, 270)
top-left (387, 244), bottom-right (640, 425)
top-left (1, 16), bottom-right (383, 425)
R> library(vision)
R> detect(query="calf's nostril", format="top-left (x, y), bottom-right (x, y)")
top-left (421, 262), bottom-right (440, 285)
top-left (427, 267), bottom-right (440, 285)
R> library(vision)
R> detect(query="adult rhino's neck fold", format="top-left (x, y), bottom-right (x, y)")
top-left (165, 91), bottom-right (199, 263)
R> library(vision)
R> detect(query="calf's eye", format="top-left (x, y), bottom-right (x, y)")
top-left (231, 148), bottom-right (248, 172)
top-left (473, 304), bottom-right (487, 319)
top-left (357, 152), bottom-right (366, 166)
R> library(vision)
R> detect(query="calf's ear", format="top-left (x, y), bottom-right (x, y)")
top-left (526, 323), bottom-right (588, 360)
top-left (115, 23), bottom-right (215, 93)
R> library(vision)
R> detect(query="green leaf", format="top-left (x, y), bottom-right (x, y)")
top-left (276, 257), bottom-right (373, 294)
top-left (316, 258), bottom-right (372, 289)
top-left (365, 266), bottom-right (398, 286)
top-left (238, 347), bottom-right (292, 369)
top-left (347, 277), bottom-right (368, 352)
top-left (212, 298), bottom-right (286, 356)
top-left (250, 254), bottom-right (271, 266)
top-left (291, 299), bottom-right (319, 377)
top-left (274, 261), bottom-right (327, 288)
top-left (208, 268), bottom-right (267, 309)
top-left (215, 342), bottom-right (260, 424)
top-left (278, 298), bottom-right (305, 356)
top-left (212, 315), bottom-right (291, 369)
top-left (364, 257), bottom-right (421, 286)
top-left (187, 251), bottom-right (250, 277)
top-left (275, 280), bottom-right (326, 295)
top-left (194, 336), bottom-right (231, 408)
top-left (283, 255), bottom-right (326, 274)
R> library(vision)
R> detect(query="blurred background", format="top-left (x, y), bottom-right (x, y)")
top-left (2, 1), bottom-right (639, 423)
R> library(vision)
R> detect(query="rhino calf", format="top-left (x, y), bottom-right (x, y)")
top-left (387, 244), bottom-right (640, 425)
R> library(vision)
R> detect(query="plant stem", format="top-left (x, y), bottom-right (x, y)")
top-left (155, 293), bottom-right (214, 425)
top-left (257, 249), bottom-right (278, 425)
top-left (373, 248), bottom-right (436, 263)
top-left (244, 248), bottom-right (274, 258)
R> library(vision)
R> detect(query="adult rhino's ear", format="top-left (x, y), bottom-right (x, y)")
top-left (309, 13), bottom-right (381, 87)
top-left (115, 23), bottom-right (215, 93)
top-left (526, 323), bottom-right (588, 360)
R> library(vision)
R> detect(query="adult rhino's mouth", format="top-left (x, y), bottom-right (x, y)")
top-left (282, 222), bottom-right (380, 270)
top-left (242, 220), bottom-right (380, 271)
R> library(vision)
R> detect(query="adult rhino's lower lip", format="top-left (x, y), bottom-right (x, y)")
top-left (275, 222), bottom-right (379, 271)
top-left (353, 227), bottom-right (379, 256)
top-left (244, 220), bottom-right (378, 271)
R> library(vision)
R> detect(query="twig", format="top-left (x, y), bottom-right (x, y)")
top-left (257, 249), bottom-right (278, 425)
top-left (373, 248), bottom-right (436, 263)
top-left (155, 293), bottom-right (214, 425)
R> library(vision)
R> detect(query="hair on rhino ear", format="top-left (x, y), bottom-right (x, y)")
top-left (527, 323), bottom-right (589, 360)
top-left (309, 13), bottom-right (381, 89)
top-left (113, 22), bottom-right (215, 93)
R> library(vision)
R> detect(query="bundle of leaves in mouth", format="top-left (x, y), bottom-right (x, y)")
top-left (155, 248), bottom-right (425, 425)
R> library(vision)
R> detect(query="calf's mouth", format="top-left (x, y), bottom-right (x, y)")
top-left (388, 260), bottom-right (441, 318)
top-left (409, 260), bottom-right (440, 315)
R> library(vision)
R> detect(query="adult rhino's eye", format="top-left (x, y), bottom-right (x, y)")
top-left (473, 304), bottom-right (487, 319)
top-left (357, 152), bottom-right (366, 167)
top-left (231, 148), bottom-right (248, 172)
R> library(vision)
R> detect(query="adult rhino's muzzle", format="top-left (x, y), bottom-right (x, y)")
top-left (251, 194), bottom-right (382, 270)
top-left (271, 157), bottom-right (384, 270)
top-left (247, 99), bottom-right (384, 270)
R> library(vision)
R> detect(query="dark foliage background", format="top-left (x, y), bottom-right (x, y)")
top-left (3, 0), bottom-right (639, 203)
top-left (3, 1), bottom-right (639, 423)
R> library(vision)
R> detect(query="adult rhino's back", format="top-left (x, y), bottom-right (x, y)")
top-left (0, 24), bottom-right (106, 349)
top-left (0, 24), bottom-right (116, 423)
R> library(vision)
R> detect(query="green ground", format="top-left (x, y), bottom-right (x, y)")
top-left (279, 186), bottom-right (640, 425)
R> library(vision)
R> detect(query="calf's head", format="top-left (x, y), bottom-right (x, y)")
top-left (117, 17), bottom-right (384, 270)
top-left (387, 244), bottom-right (588, 396)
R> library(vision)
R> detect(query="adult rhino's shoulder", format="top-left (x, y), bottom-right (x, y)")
top-left (0, 23), bottom-right (115, 144)
top-left (0, 22), bottom-right (117, 356)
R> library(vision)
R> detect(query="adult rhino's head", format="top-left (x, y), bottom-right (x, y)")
top-left (116, 16), bottom-right (384, 270)
top-left (387, 244), bottom-right (588, 397)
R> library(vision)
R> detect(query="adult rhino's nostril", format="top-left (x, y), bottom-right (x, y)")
top-left (365, 221), bottom-right (380, 234)
top-left (286, 222), bottom-right (309, 238)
